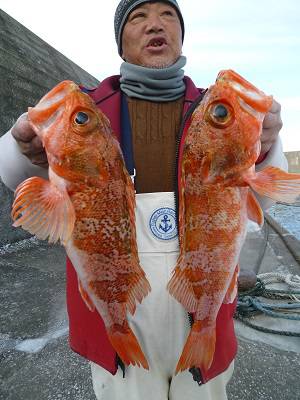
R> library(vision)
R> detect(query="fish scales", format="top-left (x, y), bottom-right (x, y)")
top-left (11, 75), bottom-right (300, 375)
top-left (11, 80), bottom-right (151, 369)
top-left (68, 183), bottom-right (140, 303)
top-left (167, 69), bottom-right (300, 375)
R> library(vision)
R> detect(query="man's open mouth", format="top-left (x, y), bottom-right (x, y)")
top-left (147, 38), bottom-right (167, 48)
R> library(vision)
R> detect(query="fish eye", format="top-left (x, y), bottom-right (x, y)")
top-left (208, 102), bottom-right (234, 127)
top-left (212, 104), bottom-right (228, 120)
top-left (75, 111), bottom-right (89, 125)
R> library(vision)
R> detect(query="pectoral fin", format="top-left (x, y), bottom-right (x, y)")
top-left (247, 190), bottom-right (264, 227)
top-left (244, 167), bottom-right (300, 203)
top-left (78, 278), bottom-right (95, 312)
top-left (223, 265), bottom-right (239, 304)
top-left (12, 176), bottom-right (75, 245)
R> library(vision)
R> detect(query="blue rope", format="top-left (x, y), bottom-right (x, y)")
top-left (238, 296), bottom-right (300, 321)
top-left (262, 302), bottom-right (300, 310)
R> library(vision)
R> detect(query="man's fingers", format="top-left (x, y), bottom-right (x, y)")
top-left (11, 112), bottom-right (47, 164)
top-left (18, 135), bottom-right (44, 156)
top-left (11, 113), bottom-right (36, 142)
top-left (261, 127), bottom-right (279, 142)
top-left (31, 152), bottom-right (49, 168)
top-left (260, 141), bottom-right (272, 156)
top-left (262, 112), bottom-right (283, 130)
top-left (263, 99), bottom-right (282, 130)
top-left (259, 99), bottom-right (283, 157)
top-left (269, 98), bottom-right (281, 114)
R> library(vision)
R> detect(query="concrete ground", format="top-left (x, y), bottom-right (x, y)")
top-left (0, 216), bottom-right (299, 400)
top-left (229, 215), bottom-right (300, 400)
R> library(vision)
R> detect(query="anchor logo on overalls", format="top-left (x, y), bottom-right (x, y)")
top-left (159, 215), bottom-right (172, 233)
top-left (149, 207), bottom-right (178, 240)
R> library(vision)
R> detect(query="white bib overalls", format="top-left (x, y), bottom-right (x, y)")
top-left (91, 192), bottom-right (233, 400)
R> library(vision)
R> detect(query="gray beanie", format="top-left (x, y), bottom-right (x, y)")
top-left (114, 0), bottom-right (185, 56)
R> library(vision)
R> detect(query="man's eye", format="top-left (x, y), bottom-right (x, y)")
top-left (130, 12), bottom-right (146, 21)
top-left (162, 10), bottom-right (174, 16)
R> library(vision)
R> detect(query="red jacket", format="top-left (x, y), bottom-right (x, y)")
top-left (67, 75), bottom-right (237, 383)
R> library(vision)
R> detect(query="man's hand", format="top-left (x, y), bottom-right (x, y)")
top-left (11, 113), bottom-right (48, 168)
top-left (260, 99), bottom-right (283, 157)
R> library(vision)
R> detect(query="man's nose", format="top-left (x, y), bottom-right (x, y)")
top-left (145, 15), bottom-right (164, 34)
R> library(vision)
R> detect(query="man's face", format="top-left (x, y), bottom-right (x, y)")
top-left (122, 2), bottom-right (182, 68)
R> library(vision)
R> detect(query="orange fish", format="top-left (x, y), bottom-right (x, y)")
top-left (167, 70), bottom-right (300, 374)
top-left (11, 81), bottom-right (150, 369)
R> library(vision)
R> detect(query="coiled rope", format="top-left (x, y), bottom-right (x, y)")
top-left (259, 272), bottom-right (300, 291)
top-left (235, 274), bottom-right (300, 337)
top-left (235, 196), bottom-right (300, 336)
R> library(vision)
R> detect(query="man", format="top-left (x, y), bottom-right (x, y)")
top-left (0, 1), bottom-right (287, 399)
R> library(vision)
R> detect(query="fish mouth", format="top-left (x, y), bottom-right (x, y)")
top-left (28, 80), bottom-right (78, 140)
top-left (216, 70), bottom-right (273, 118)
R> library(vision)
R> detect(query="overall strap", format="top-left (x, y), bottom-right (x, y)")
top-left (120, 93), bottom-right (136, 185)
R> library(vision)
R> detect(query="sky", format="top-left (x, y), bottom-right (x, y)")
top-left (0, 0), bottom-right (299, 151)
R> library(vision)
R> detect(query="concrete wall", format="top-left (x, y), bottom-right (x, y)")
top-left (0, 9), bottom-right (99, 246)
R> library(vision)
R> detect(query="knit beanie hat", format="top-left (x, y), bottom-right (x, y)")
top-left (114, 0), bottom-right (185, 56)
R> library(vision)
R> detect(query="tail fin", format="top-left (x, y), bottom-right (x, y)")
top-left (107, 324), bottom-right (149, 370)
top-left (244, 167), bottom-right (300, 203)
top-left (175, 321), bottom-right (216, 374)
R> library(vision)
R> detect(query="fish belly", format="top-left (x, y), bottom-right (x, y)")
top-left (65, 183), bottom-right (150, 369)
top-left (168, 186), bottom-right (248, 373)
